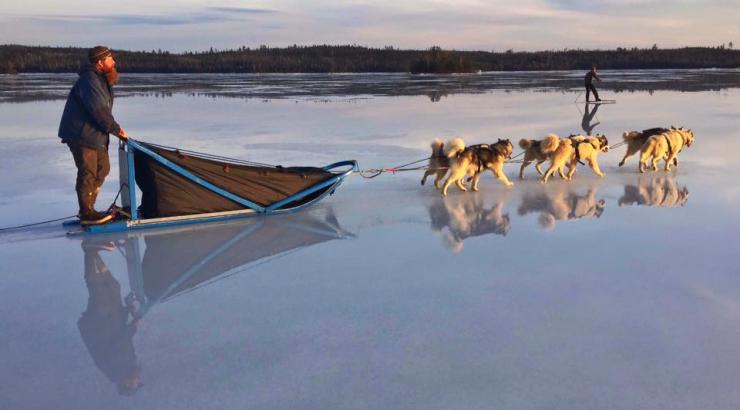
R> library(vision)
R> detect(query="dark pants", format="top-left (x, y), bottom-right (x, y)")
top-left (68, 142), bottom-right (110, 214)
top-left (585, 84), bottom-right (600, 101)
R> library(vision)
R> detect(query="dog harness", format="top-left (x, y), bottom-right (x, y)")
top-left (569, 137), bottom-right (601, 165)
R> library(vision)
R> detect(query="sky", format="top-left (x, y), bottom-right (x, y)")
top-left (1, 0), bottom-right (738, 52)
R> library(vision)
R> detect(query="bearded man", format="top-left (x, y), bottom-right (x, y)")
top-left (58, 46), bottom-right (128, 225)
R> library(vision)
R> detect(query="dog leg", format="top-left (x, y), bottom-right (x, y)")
top-left (665, 152), bottom-right (679, 171)
top-left (440, 177), bottom-right (453, 196)
top-left (535, 160), bottom-right (546, 176)
top-left (471, 173), bottom-right (482, 191)
top-left (433, 172), bottom-right (444, 189)
top-left (420, 170), bottom-right (432, 186)
top-left (590, 158), bottom-right (605, 177)
top-left (652, 157), bottom-right (660, 171)
top-left (519, 161), bottom-right (530, 180)
top-left (619, 145), bottom-right (636, 167)
top-left (455, 177), bottom-right (468, 192)
top-left (493, 164), bottom-right (514, 187)
top-left (566, 162), bottom-right (577, 180)
top-left (558, 166), bottom-right (567, 180)
top-left (618, 152), bottom-right (628, 167)
top-left (639, 151), bottom-right (651, 173)
top-left (542, 163), bottom-right (557, 183)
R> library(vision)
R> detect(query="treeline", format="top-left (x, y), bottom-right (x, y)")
top-left (1, 44), bottom-right (739, 74)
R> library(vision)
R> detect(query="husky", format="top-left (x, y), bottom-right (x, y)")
top-left (540, 134), bottom-right (573, 183)
top-left (638, 127), bottom-right (694, 172)
top-left (619, 127), bottom-right (668, 167)
top-left (567, 133), bottom-right (610, 178)
top-left (420, 138), bottom-right (450, 189)
top-left (541, 134), bottom-right (609, 182)
top-left (440, 138), bottom-right (514, 196)
top-left (518, 137), bottom-right (551, 180)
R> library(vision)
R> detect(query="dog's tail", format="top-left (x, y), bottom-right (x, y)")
top-left (444, 137), bottom-right (466, 158)
top-left (430, 138), bottom-right (444, 157)
top-left (540, 134), bottom-right (561, 155)
top-left (622, 131), bottom-right (642, 141)
top-left (518, 139), bottom-right (533, 150)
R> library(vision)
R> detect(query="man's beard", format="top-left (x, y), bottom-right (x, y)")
top-left (102, 66), bottom-right (119, 86)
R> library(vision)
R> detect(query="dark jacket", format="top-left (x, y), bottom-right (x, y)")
top-left (58, 64), bottom-right (121, 150)
top-left (584, 71), bottom-right (600, 86)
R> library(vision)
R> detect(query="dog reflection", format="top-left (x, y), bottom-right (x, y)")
top-left (429, 193), bottom-right (511, 253)
top-left (518, 183), bottom-right (606, 230)
top-left (618, 175), bottom-right (689, 207)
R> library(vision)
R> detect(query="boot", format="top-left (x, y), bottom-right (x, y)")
top-left (79, 191), bottom-right (113, 225)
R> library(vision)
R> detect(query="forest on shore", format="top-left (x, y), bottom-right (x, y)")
top-left (1, 44), bottom-right (739, 74)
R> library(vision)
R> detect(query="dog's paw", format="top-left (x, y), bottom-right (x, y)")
top-left (618, 161), bottom-right (624, 167)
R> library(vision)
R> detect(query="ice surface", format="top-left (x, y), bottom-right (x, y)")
top-left (1, 72), bottom-right (740, 410)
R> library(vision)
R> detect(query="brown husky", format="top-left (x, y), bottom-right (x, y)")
top-left (567, 134), bottom-right (610, 179)
top-left (440, 138), bottom-right (514, 196)
top-left (619, 127), bottom-right (668, 167)
top-left (638, 127), bottom-right (694, 172)
top-left (420, 138), bottom-right (449, 189)
top-left (518, 137), bottom-right (551, 179)
top-left (540, 134), bottom-right (573, 183)
top-left (541, 134), bottom-right (609, 182)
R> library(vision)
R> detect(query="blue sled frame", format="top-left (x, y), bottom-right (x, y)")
top-left (66, 139), bottom-right (357, 234)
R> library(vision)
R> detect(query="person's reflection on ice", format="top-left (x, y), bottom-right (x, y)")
top-left (581, 102), bottom-right (600, 135)
top-left (77, 237), bottom-right (143, 396)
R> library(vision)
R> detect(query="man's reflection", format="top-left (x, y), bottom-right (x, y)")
top-left (77, 238), bottom-right (142, 396)
top-left (581, 102), bottom-right (600, 135)
top-left (75, 209), bottom-right (350, 395)
top-left (518, 182), bottom-right (606, 230)
top-left (429, 192), bottom-right (511, 253)
top-left (618, 174), bottom-right (689, 207)
top-left (427, 90), bottom-right (448, 102)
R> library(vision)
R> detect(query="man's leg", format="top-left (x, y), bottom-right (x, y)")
top-left (68, 143), bottom-right (112, 223)
top-left (585, 86), bottom-right (591, 102)
top-left (590, 85), bottom-right (601, 101)
top-left (91, 148), bottom-right (111, 211)
top-left (68, 142), bottom-right (96, 216)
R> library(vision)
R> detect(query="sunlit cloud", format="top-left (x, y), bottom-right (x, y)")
top-left (0, 0), bottom-right (737, 51)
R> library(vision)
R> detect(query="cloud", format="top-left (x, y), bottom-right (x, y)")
top-left (14, 6), bottom-right (277, 26)
top-left (208, 7), bottom-right (277, 15)
top-left (544, 0), bottom-right (661, 11)
top-left (0, 0), bottom-right (736, 51)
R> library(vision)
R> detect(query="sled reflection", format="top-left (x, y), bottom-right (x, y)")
top-left (428, 192), bottom-right (511, 253)
top-left (124, 208), bottom-right (351, 317)
top-left (77, 209), bottom-right (350, 395)
top-left (618, 174), bottom-right (689, 208)
top-left (517, 181), bottom-right (606, 230)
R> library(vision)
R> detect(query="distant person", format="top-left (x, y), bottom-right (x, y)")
top-left (581, 102), bottom-right (600, 135)
top-left (58, 46), bottom-right (127, 225)
top-left (584, 65), bottom-right (601, 102)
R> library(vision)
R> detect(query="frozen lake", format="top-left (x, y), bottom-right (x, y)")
top-left (1, 71), bottom-right (740, 409)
